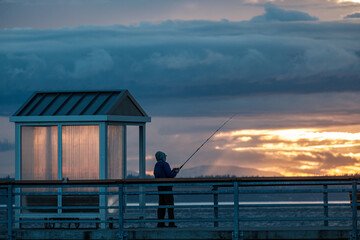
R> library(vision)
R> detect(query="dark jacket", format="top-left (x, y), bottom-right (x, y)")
top-left (154, 160), bottom-right (177, 178)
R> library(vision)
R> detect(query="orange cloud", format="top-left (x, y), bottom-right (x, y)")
top-left (214, 126), bottom-right (360, 176)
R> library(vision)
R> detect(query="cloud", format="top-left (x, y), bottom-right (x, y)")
top-left (71, 49), bottom-right (113, 78)
top-left (297, 45), bottom-right (358, 75)
top-left (6, 53), bottom-right (47, 79)
top-left (300, 152), bottom-right (358, 169)
top-left (142, 116), bottom-right (360, 176)
top-left (1, 0), bottom-right (358, 29)
top-left (148, 50), bottom-right (230, 70)
top-left (211, 124), bottom-right (360, 176)
top-left (250, 2), bottom-right (319, 22)
top-left (344, 12), bottom-right (360, 19)
top-left (1, 2), bottom-right (360, 177)
top-left (0, 140), bottom-right (14, 152)
top-left (0, 18), bottom-right (360, 118)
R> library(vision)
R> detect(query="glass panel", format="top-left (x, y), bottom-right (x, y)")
top-left (62, 125), bottom-right (99, 213)
top-left (21, 126), bottom-right (58, 180)
top-left (62, 125), bottom-right (99, 180)
top-left (21, 126), bottom-right (58, 213)
top-left (107, 125), bottom-right (124, 214)
top-left (107, 125), bottom-right (124, 179)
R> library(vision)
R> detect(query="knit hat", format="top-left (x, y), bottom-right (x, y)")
top-left (155, 151), bottom-right (166, 161)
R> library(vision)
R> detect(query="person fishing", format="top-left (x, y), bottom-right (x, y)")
top-left (153, 151), bottom-right (180, 228)
top-left (152, 114), bottom-right (235, 228)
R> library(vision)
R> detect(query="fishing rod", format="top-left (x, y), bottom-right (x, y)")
top-left (178, 114), bottom-right (237, 170)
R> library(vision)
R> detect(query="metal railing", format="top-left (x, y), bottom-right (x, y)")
top-left (0, 176), bottom-right (359, 240)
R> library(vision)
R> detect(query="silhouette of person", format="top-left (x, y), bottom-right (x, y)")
top-left (153, 151), bottom-right (179, 227)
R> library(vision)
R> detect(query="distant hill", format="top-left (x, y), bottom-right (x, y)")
top-left (0, 176), bottom-right (13, 180)
top-left (177, 165), bottom-right (282, 178)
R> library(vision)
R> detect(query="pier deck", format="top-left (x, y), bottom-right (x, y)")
top-left (10, 227), bottom-right (353, 240)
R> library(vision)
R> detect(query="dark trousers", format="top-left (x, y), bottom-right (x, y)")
top-left (157, 186), bottom-right (175, 226)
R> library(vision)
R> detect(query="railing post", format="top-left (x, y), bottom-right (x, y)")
top-left (139, 184), bottom-right (145, 228)
top-left (233, 181), bottom-right (239, 240)
top-left (323, 184), bottom-right (328, 227)
top-left (100, 187), bottom-right (106, 229)
top-left (14, 187), bottom-right (20, 229)
top-left (118, 183), bottom-right (126, 240)
top-left (352, 180), bottom-right (358, 240)
top-left (8, 185), bottom-right (13, 240)
top-left (213, 185), bottom-right (219, 228)
top-left (58, 186), bottom-right (63, 216)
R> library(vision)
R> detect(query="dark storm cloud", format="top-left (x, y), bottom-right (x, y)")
top-left (0, 5), bottom-right (359, 117)
top-left (250, 2), bottom-right (319, 22)
top-left (344, 12), bottom-right (360, 19)
top-left (0, 140), bottom-right (14, 152)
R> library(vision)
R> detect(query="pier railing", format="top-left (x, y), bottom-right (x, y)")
top-left (0, 176), bottom-right (360, 240)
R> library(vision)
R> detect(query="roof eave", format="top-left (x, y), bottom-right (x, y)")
top-left (12, 91), bottom-right (38, 116)
top-left (9, 115), bottom-right (151, 123)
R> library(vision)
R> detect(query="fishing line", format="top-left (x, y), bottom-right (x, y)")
top-left (179, 114), bottom-right (237, 170)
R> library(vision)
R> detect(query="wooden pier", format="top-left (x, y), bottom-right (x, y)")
top-left (10, 227), bottom-right (353, 240)
top-left (1, 177), bottom-right (360, 240)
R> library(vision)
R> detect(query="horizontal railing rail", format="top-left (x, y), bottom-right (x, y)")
top-left (0, 176), bottom-right (359, 240)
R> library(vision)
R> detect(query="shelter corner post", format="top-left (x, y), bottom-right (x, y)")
top-left (14, 123), bottom-right (20, 229)
top-left (139, 125), bottom-right (146, 226)
top-left (100, 122), bottom-right (107, 229)
top-left (139, 124), bottom-right (146, 178)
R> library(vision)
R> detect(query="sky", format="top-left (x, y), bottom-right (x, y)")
top-left (1, 0), bottom-right (360, 177)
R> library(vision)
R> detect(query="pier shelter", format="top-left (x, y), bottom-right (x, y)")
top-left (9, 90), bottom-right (150, 222)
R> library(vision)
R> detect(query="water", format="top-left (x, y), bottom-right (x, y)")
top-left (121, 201), bottom-right (353, 229)
top-left (0, 201), bottom-right (355, 229)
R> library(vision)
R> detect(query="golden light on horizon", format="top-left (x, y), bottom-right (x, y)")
top-left (214, 127), bottom-right (360, 176)
top-left (337, 0), bottom-right (360, 3)
top-left (222, 128), bottom-right (360, 142)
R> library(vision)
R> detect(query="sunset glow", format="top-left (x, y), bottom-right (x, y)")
top-left (214, 127), bottom-right (360, 176)
top-left (337, 0), bottom-right (360, 3)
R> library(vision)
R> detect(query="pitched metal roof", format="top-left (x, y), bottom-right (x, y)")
top-left (10, 90), bottom-right (150, 123)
